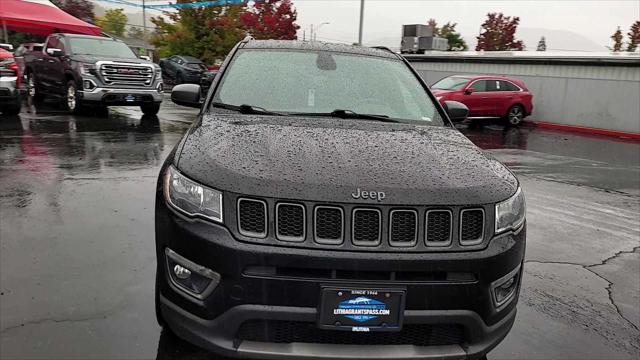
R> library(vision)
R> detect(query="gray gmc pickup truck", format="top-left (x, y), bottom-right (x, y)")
top-left (25, 34), bottom-right (163, 115)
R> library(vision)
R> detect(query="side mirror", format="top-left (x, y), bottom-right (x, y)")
top-left (444, 100), bottom-right (469, 122)
top-left (46, 48), bottom-right (63, 57)
top-left (171, 84), bottom-right (201, 108)
top-left (139, 55), bottom-right (151, 61)
top-left (464, 87), bottom-right (475, 95)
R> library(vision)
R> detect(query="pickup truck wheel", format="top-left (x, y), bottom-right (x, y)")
top-left (141, 103), bottom-right (161, 116)
top-left (64, 80), bottom-right (83, 114)
top-left (27, 74), bottom-right (44, 103)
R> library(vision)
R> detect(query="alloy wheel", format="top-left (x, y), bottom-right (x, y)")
top-left (508, 106), bottom-right (523, 125)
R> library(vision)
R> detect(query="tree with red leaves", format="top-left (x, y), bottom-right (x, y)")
top-left (240, 0), bottom-right (299, 40)
top-left (627, 21), bottom-right (640, 52)
top-left (475, 13), bottom-right (524, 51)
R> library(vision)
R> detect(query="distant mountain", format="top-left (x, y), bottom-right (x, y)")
top-left (515, 27), bottom-right (606, 52)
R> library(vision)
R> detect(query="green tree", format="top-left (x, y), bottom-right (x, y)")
top-left (536, 36), bottom-right (547, 51)
top-left (151, 1), bottom-right (247, 64)
top-left (610, 27), bottom-right (623, 52)
top-left (95, 8), bottom-right (128, 37)
top-left (426, 19), bottom-right (467, 51)
top-left (128, 26), bottom-right (145, 40)
top-left (627, 21), bottom-right (640, 52)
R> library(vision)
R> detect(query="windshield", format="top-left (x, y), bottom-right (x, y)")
top-left (212, 49), bottom-right (444, 124)
top-left (432, 77), bottom-right (470, 90)
top-left (69, 38), bottom-right (137, 59)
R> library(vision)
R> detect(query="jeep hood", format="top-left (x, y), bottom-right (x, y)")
top-left (176, 114), bottom-right (518, 205)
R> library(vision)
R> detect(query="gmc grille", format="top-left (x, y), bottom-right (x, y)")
top-left (99, 62), bottom-right (154, 87)
top-left (235, 196), bottom-right (489, 251)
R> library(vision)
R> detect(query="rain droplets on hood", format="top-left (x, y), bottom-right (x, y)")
top-left (177, 114), bottom-right (518, 205)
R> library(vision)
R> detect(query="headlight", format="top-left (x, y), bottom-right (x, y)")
top-left (163, 166), bottom-right (223, 223)
top-left (79, 63), bottom-right (96, 75)
top-left (495, 187), bottom-right (525, 234)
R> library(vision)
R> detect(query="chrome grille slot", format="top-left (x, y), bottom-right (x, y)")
top-left (426, 209), bottom-right (453, 246)
top-left (237, 198), bottom-right (267, 238)
top-left (276, 203), bottom-right (305, 242)
top-left (460, 209), bottom-right (485, 245)
top-left (352, 209), bottom-right (381, 246)
top-left (314, 206), bottom-right (343, 244)
top-left (389, 210), bottom-right (417, 246)
top-left (99, 62), bottom-right (154, 87)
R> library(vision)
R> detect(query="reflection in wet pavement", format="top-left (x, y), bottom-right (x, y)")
top-left (1, 104), bottom-right (638, 359)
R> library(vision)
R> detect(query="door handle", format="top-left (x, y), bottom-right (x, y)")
top-left (481, 96), bottom-right (489, 99)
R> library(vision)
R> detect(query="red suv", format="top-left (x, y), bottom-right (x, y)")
top-left (0, 48), bottom-right (21, 116)
top-left (431, 75), bottom-right (533, 126)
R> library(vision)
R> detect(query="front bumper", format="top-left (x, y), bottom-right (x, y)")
top-left (156, 194), bottom-right (526, 359)
top-left (78, 87), bottom-right (163, 105)
top-left (0, 77), bottom-right (20, 105)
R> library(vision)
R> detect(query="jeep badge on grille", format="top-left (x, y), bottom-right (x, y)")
top-left (351, 188), bottom-right (386, 202)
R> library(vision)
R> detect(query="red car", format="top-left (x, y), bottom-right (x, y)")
top-left (431, 75), bottom-right (533, 126)
top-left (0, 48), bottom-right (21, 116)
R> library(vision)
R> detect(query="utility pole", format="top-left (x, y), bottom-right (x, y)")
top-left (358, 0), bottom-right (365, 45)
top-left (142, 0), bottom-right (146, 39)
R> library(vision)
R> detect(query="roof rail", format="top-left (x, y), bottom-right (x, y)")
top-left (371, 46), bottom-right (401, 59)
top-left (242, 35), bottom-right (255, 43)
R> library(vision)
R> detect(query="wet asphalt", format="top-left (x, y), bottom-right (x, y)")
top-left (0, 100), bottom-right (638, 359)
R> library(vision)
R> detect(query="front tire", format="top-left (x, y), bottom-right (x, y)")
top-left (504, 105), bottom-right (525, 127)
top-left (141, 103), bottom-right (161, 115)
top-left (64, 80), bottom-right (83, 114)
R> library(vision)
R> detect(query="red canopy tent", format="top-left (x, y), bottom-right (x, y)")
top-left (0, 0), bottom-right (102, 41)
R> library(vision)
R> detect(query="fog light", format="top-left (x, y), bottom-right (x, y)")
top-left (165, 248), bottom-right (220, 299)
top-left (173, 264), bottom-right (191, 279)
top-left (490, 264), bottom-right (521, 310)
top-left (83, 79), bottom-right (96, 90)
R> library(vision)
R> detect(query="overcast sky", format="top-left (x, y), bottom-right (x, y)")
top-left (292, 0), bottom-right (640, 50)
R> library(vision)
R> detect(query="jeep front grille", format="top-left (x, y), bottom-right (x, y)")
top-left (234, 195), bottom-right (489, 251)
top-left (237, 199), bottom-right (267, 238)
top-left (314, 206), bottom-right (343, 244)
top-left (99, 62), bottom-right (154, 87)
top-left (352, 209), bottom-right (381, 245)
top-left (460, 209), bottom-right (485, 245)
top-left (389, 210), bottom-right (418, 245)
top-left (276, 203), bottom-right (305, 241)
top-left (426, 210), bottom-right (452, 245)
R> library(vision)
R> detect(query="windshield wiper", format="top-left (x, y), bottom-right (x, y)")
top-left (211, 102), bottom-right (283, 116)
top-left (290, 109), bottom-right (399, 123)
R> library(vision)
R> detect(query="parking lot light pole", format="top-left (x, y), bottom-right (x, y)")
top-left (358, 0), bottom-right (365, 45)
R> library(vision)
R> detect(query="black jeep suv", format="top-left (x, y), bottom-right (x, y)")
top-left (155, 39), bottom-right (526, 360)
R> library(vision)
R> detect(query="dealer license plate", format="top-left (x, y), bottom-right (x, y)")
top-left (318, 287), bottom-right (405, 332)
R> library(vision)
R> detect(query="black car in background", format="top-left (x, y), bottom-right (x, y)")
top-left (156, 39), bottom-right (526, 360)
top-left (159, 55), bottom-right (208, 85)
top-left (199, 69), bottom-right (217, 96)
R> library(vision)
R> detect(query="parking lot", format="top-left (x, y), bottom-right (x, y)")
top-left (0, 101), bottom-right (638, 359)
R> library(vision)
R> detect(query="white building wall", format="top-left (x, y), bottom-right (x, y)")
top-left (409, 60), bottom-right (640, 133)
